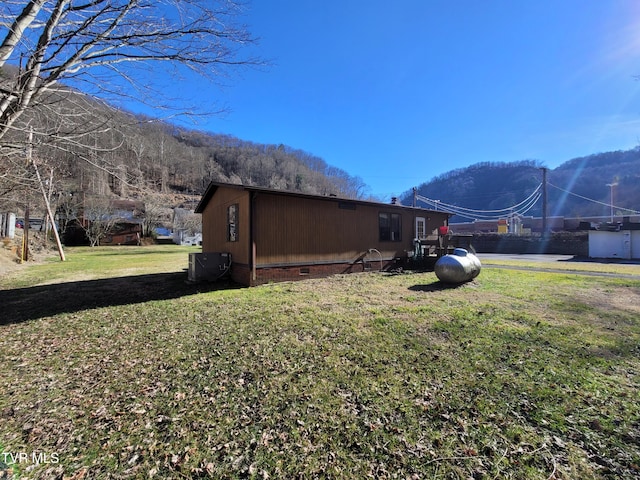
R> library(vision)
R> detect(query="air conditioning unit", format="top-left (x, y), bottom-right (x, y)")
top-left (188, 252), bottom-right (231, 282)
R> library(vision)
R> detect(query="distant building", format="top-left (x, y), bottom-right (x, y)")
top-left (98, 220), bottom-right (143, 246)
top-left (60, 199), bottom-right (144, 246)
top-left (451, 215), bottom-right (640, 234)
top-left (588, 218), bottom-right (640, 260)
top-left (172, 208), bottom-right (202, 245)
top-left (173, 230), bottom-right (202, 246)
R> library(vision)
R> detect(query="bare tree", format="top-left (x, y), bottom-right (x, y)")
top-left (140, 193), bottom-right (171, 237)
top-left (180, 212), bottom-right (202, 237)
top-left (81, 196), bottom-right (119, 247)
top-left (0, 0), bottom-right (260, 165)
top-left (173, 208), bottom-right (201, 236)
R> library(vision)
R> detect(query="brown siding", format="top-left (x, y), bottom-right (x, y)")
top-left (198, 183), bottom-right (451, 286)
top-left (201, 187), bottom-right (250, 265)
top-left (253, 193), bottom-right (448, 267)
top-left (99, 224), bottom-right (142, 246)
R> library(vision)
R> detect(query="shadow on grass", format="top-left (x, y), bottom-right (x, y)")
top-left (0, 272), bottom-right (240, 325)
top-left (408, 281), bottom-right (467, 292)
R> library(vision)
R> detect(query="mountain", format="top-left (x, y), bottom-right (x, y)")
top-left (3, 62), bottom-right (639, 225)
top-left (549, 149), bottom-right (640, 218)
top-left (402, 152), bottom-right (640, 222)
top-left (0, 66), bottom-right (366, 215)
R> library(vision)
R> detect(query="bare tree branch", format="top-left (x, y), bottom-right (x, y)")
top-left (0, 0), bottom-right (46, 66)
top-left (0, 0), bottom-right (260, 143)
top-left (0, 0), bottom-right (261, 200)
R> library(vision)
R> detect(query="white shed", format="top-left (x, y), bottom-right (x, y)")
top-left (588, 230), bottom-right (640, 260)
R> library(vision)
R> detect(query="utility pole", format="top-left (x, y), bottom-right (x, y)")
top-left (23, 203), bottom-right (29, 261)
top-left (541, 167), bottom-right (548, 236)
top-left (606, 182), bottom-right (618, 223)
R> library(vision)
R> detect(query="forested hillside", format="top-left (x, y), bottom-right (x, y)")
top-left (403, 152), bottom-right (640, 222)
top-left (550, 149), bottom-right (640, 217)
top-left (0, 66), bottom-right (366, 220)
top-left (3, 63), bottom-right (639, 229)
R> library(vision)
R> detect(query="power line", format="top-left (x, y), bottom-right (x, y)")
top-left (547, 182), bottom-right (640, 215)
top-left (415, 183), bottom-right (543, 221)
top-left (416, 194), bottom-right (541, 221)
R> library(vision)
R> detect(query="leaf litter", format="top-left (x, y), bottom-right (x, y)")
top-left (1, 262), bottom-right (639, 479)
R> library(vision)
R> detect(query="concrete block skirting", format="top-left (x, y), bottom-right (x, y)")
top-left (230, 260), bottom-right (398, 286)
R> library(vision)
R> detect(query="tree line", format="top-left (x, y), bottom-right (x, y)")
top-left (404, 154), bottom-right (640, 222)
top-left (0, 70), bottom-right (368, 237)
top-left (0, 1), bottom-right (366, 225)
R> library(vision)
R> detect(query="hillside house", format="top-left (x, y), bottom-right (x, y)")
top-left (172, 208), bottom-right (202, 245)
top-left (195, 182), bottom-right (452, 286)
top-left (60, 199), bottom-right (144, 246)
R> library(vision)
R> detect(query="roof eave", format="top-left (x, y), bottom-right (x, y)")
top-left (195, 181), bottom-right (451, 217)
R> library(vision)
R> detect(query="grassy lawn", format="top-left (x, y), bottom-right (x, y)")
top-left (1, 246), bottom-right (639, 479)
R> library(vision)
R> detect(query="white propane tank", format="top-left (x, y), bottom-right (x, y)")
top-left (434, 248), bottom-right (481, 284)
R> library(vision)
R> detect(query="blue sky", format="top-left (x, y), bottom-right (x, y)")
top-left (179, 1), bottom-right (640, 200)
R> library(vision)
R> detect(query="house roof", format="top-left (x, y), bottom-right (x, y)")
top-left (194, 181), bottom-right (451, 216)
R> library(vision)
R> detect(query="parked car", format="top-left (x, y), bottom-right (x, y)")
top-left (15, 219), bottom-right (23, 229)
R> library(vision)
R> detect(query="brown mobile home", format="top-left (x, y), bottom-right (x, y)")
top-left (195, 182), bottom-right (451, 286)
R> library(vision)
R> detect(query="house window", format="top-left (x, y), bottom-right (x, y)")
top-left (227, 204), bottom-right (238, 242)
top-left (379, 212), bottom-right (401, 242)
top-left (416, 217), bottom-right (426, 240)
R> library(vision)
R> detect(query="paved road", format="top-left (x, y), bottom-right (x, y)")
top-left (477, 253), bottom-right (640, 265)
top-left (475, 253), bottom-right (640, 279)
top-left (477, 253), bottom-right (576, 263)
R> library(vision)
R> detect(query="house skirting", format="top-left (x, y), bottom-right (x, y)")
top-left (230, 259), bottom-right (399, 286)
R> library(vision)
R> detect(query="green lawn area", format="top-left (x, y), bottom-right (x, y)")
top-left (1, 246), bottom-right (639, 479)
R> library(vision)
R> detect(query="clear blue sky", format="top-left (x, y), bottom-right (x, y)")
top-left (182, 0), bottom-right (640, 200)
